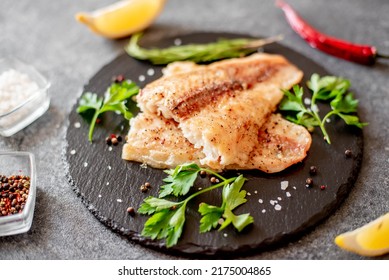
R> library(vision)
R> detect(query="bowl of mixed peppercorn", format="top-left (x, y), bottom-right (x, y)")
top-left (0, 151), bottom-right (36, 236)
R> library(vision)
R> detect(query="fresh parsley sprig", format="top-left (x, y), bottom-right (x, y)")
top-left (279, 74), bottom-right (367, 144)
top-left (126, 32), bottom-right (283, 65)
top-left (77, 80), bottom-right (139, 142)
top-left (138, 163), bottom-right (253, 248)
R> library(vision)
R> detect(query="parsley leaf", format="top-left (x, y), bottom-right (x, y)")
top-left (138, 163), bottom-right (253, 247)
top-left (199, 175), bottom-right (253, 233)
top-left (159, 163), bottom-right (201, 198)
top-left (77, 80), bottom-right (139, 142)
top-left (279, 74), bottom-right (367, 143)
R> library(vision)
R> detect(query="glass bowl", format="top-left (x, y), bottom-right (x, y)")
top-left (0, 57), bottom-right (51, 137)
top-left (0, 151), bottom-right (36, 236)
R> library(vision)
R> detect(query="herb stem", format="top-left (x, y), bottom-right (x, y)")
top-left (88, 111), bottom-right (100, 142)
top-left (185, 177), bottom-right (237, 202)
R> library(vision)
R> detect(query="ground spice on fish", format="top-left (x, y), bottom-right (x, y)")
top-left (0, 174), bottom-right (30, 216)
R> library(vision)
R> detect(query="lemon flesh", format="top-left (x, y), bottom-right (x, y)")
top-left (335, 212), bottom-right (389, 257)
top-left (76, 0), bottom-right (166, 39)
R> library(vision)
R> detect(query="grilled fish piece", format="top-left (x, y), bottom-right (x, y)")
top-left (122, 113), bottom-right (311, 173)
top-left (137, 53), bottom-right (304, 168)
top-left (122, 112), bottom-right (204, 169)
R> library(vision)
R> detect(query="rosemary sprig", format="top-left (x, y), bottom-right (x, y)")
top-left (125, 32), bottom-right (283, 65)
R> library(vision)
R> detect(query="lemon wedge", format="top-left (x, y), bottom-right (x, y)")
top-left (75, 0), bottom-right (166, 39)
top-left (335, 212), bottom-right (389, 257)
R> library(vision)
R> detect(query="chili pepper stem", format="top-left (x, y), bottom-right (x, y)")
top-left (376, 53), bottom-right (389, 59)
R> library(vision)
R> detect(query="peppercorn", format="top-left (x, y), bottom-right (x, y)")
top-left (305, 178), bottom-right (313, 186)
top-left (345, 149), bottom-right (353, 158)
top-left (0, 174), bottom-right (30, 216)
top-left (140, 184), bottom-right (147, 193)
top-left (117, 135), bottom-right (122, 142)
top-left (199, 170), bottom-right (207, 178)
top-left (309, 166), bottom-right (318, 175)
top-left (127, 207), bottom-right (135, 216)
top-left (113, 74), bottom-right (125, 83)
top-left (210, 177), bottom-right (218, 184)
top-left (105, 137), bottom-right (112, 145)
top-left (111, 137), bottom-right (119, 146)
top-left (144, 182), bottom-right (151, 189)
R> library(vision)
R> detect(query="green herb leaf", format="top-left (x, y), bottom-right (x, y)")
top-left (76, 92), bottom-right (103, 114)
top-left (125, 32), bottom-right (283, 65)
top-left (198, 203), bottom-right (224, 233)
top-left (76, 80), bottom-right (139, 142)
top-left (199, 175), bottom-right (253, 233)
top-left (279, 74), bottom-right (366, 144)
top-left (222, 175), bottom-right (247, 210)
top-left (139, 163), bottom-right (251, 247)
top-left (219, 208), bottom-right (254, 232)
top-left (159, 163), bottom-right (201, 198)
top-left (141, 205), bottom-right (186, 247)
top-left (138, 196), bottom-right (181, 215)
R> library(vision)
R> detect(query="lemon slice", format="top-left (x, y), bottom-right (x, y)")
top-left (335, 212), bottom-right (389, 257)
top-left (75, 0), bottom-right (166, 39)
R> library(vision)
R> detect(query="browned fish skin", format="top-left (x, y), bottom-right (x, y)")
top-left (137, 53), bottom-right (301, 121)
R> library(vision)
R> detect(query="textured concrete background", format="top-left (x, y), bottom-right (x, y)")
top-left (0, 0), bottom-right (388, 259)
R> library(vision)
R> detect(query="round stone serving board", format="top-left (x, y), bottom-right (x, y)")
top-left (64, 32), bottom-right (363, 257)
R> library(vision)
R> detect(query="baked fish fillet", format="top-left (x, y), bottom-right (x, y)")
top-left (122, 113), bottom-right (311, 173)
top-left (137, 53), bottom-right (304, 169)
top-left (122, 112), bottom-right (204, 169)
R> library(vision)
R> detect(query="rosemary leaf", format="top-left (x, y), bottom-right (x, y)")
top-left (125, 32), bottom-right (283, 65)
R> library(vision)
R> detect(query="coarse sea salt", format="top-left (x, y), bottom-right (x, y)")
top-left (280, 181), bottom-right (289, 190)
top-left (0, 69), bottom-right (39, 115)
top-left (274, 204), bottom-right (282, 211)
top-left (286, 192), bottom-right (291, 197)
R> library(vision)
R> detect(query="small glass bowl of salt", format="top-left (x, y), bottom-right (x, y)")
top-left (0, 57), bottom-right (51, 137)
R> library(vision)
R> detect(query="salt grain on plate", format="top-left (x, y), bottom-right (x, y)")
top-left (270, 200), bottom-right (278, 206)
top-left (304, 97), bottom-right (311, 105)
top-left (117, 199), bottom-right (122, 203)
top-left (247, 192), bottom-right (251, 196)
top-left (98, 194), bottom-right (102, 198)
top-left (106, 182), bottom-right (109, 185)
top-left (138, 75), bottom-right (145, 82)
top-left (83, 162), bottom-right (88, 167)
top-left (293, 186), bottom-right (297, 190)
top-left (108, 146), bottom-right (113, 152)
top-left (70, 149), bottom-right (76, 155)
top-left (140, 162), bottom-right (148, 169)
top-left (277, 197), bottom-right (282, 201)
top-left (254, 190), bottom-right (258, 194)
top-left (147, 68), bottom-right (155, 76)
top-left (326, 118), bottom-right (331, 123)
top-left (258, 199), bottom-right (263, 204)
top-left (286, 192), bottom-right (291, 197)
top-left (174, 38), bottom-right (182, 46)
top-left (274, 204), bottom-right (282, 211)
top-left (262, 209), bottom-right (266, 213)
top-left (108, 165), bottom-right (112, 170)
top-left (281, 181), bottom-right (289, 190)
top-left (74, 122), bottom-right (81, 128)
top-left (223, 233), bottom-right (228, 237)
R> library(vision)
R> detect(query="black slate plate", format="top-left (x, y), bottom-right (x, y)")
top-left (64, 32), bottom-right (363, 257)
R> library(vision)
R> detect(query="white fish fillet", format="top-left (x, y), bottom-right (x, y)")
top-left (136, 53), bottom-right (305, 169)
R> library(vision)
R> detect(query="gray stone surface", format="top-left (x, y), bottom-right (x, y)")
top-left (0, 0), bottom-right (388, 259)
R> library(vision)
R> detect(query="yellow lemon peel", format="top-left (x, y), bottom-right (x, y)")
top-left (75, 0), bottom-right (166, 39)
top-left (335, 212), bottom-right (389, 257)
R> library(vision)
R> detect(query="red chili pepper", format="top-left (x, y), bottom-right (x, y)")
top-left (276, 0), bottom-right (389, 65)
